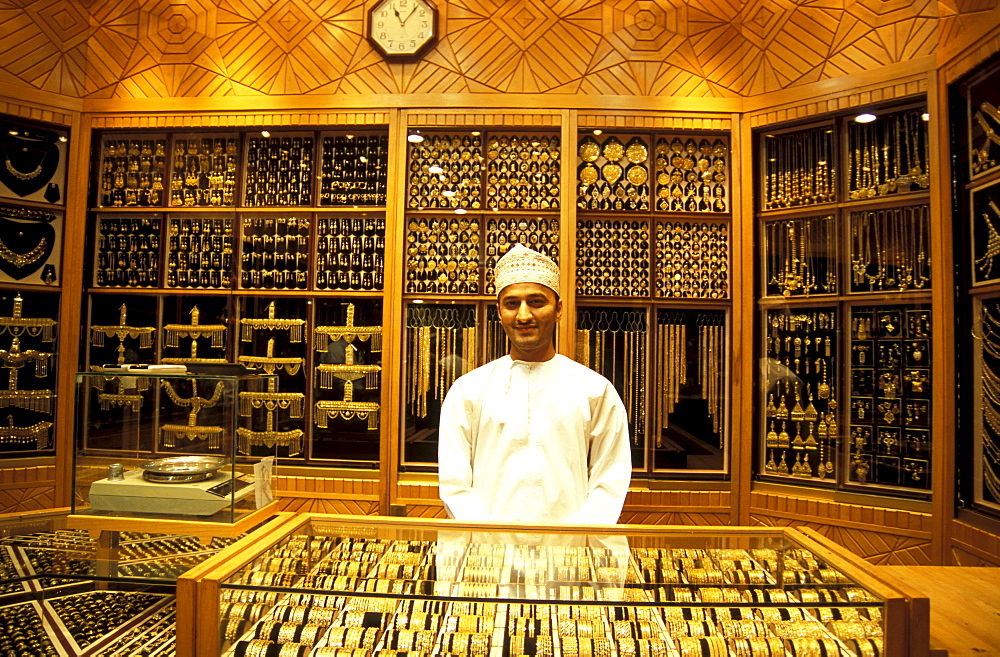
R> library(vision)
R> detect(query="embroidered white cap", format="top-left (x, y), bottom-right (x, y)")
top-left (494, 244), bottom-right (559, 297)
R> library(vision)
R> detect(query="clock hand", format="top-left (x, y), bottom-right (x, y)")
top-left (393, 6), bottom-right (404, 25)
top-left (397, 2), bottom-right (417, 25)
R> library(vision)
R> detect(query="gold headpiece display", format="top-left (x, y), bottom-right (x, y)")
top-left (493, 244), bottom-right (559, 297)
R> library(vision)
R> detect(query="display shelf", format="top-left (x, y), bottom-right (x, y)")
top-left (754, 98), bottom-right (938, 499)
top-left (176, 514), bottom-right (929, 657)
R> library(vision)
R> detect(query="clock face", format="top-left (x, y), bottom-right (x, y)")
top-left (368, 0), bottom-right (437, 59)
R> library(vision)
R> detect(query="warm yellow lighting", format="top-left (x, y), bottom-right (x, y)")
top-left (854, 113), bottom-right (877, 123)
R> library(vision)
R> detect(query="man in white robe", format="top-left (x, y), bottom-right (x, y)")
top-left (437, 244), bottom-right (632, 524)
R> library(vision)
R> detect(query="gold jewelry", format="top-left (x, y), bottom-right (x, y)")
top-left (0, 237), bottom-right (46, 268)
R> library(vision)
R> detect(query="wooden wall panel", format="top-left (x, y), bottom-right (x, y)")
top-left (0, 1), bottom-right (995, 101)
top-left (0, 466), bottom-right (56, 513)
top-left (750, 491), bottom-right (934, 565)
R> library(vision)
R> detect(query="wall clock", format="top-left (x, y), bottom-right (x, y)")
top-left (368, 0), bottom-right (438, 60)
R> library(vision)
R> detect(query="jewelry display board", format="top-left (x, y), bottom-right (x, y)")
top-left (755, 100), bottom-right (932, 497)
top-left (576, 306), bottom-right (648, 459)
top-left (312, 299), bottom-right (382, 463)
top-left (0, 289), bottom-right (58, 455)
top-left (182, 514), bottom-right (929, 657)
top-left (0, 202), bottom-right (62, 286)
top-left (94, 215), bottom-right (161, 288)
top-left (650, 309), bottom-right (727, 473)
top-left (847, 305), bottom-right (931, 491)
top-left (954, 55), bottom-right (1000, 523)
top-left (239, 215), bottom-right (309, 291)
top-left (237, 298), bottom-right (308, 458)
top-left (98, 134), bottom-right (168, 208)
top-left (0, 117), bottom-right (67, 206)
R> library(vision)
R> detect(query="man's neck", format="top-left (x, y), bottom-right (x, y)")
top-left (509, 347), bottom-right (557, 363)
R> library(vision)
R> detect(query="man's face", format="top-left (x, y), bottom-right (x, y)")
top-left (497, 282), bottom-right (562, 361)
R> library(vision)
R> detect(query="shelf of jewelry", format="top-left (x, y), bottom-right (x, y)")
top-left (762, 214), bottom-right (837, 298)
top-left (0, 289), bottom-right (57, 455)
top-left (576, 133), bottom-right (730, 214)
top-left (761, 124), bottom-right (836, 211)
top-left (761, 308), bottom-right (840, 483)
top-left (316, 215), bottom-right (386, 291)
top-left (97, 135), bottom-right (168, 209)
top-left (166, 214), bottom-right (234, 290)
top-left (845, 108), bottom-right (930, 202)
top-left (318, 132), bottom-right (388, 207)
top-left (0, 525), bottom-right (240, 657)
top-left (967, 76), bottom-right (1000, 181)
top-left (971, 295), bottom-right (1000, 513)
top-left (93, 214), bottom-right (162, 288)
top-left (169, 134), bottom-right (240, 208)
top-left (406, 132), bottom-right (561, 212)
top-left (195, 516), bottom-right (917, 657)
top-left (239, 214), bottom-right (309, 291)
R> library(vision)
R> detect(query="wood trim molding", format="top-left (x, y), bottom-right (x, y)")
top-left (88, 111), bottom-right (391, 130)
top-left (406, 110), bottom-right (560, 127)
top-left (941, 18), bottom-right (1000, 84)
top-left (748, 75), bottom-right (930, 128)
top-left (576, 113), bottom-right (732, 131)
top-left (0, 101), bottom-right (75, 128)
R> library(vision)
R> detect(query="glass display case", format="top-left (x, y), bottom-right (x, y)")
top-left (180, 514), bottom-right (927, 657)
top-left (72, 371), bottom-right (278, 532)
top-left (0, 509), bottom-right (243, 656)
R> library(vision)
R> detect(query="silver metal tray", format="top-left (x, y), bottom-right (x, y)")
top-left (141, 456), bottom-right (227, 483)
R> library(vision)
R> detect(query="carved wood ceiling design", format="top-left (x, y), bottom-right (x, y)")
top-left (0, 0), bottom-right (996, 100)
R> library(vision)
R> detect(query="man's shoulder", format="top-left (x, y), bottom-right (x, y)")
top-left (552, 354), bottom-right (613, 382)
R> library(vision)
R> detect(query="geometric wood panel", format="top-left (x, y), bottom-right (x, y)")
top-left (751, 512), bottom-right (934, 565)
top-left (0, 1), bottom-right (997, 100)
top-left (276, 497), bottom-right (379, 516)
top-left (750, 490), bottom-right (936, 564)
top-left (0, 465), bottom-right (57, 514)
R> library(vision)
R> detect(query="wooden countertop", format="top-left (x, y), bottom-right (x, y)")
top-left (878, 565), bottom-right (1000, 657)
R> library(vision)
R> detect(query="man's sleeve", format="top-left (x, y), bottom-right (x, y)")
top-left (437, 380), bottom-right (491, 521)
top-left (565, 384), bottom-right (632, 525)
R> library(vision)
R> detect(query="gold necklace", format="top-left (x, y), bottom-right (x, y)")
top-left (5, 158), bottom-right (42, 180)
top-left (0, 237), bottom-right (46, 267)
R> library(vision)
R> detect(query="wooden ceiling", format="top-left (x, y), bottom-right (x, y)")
top-left (0, 0), bottom-right (997, 100)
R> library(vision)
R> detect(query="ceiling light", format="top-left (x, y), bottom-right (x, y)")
top-left (854, 113), bottom-right (877, 124)
top-left (407, 133), bottom-right (424, 143)
top-left (261, 130), bottom-right (270, 137)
